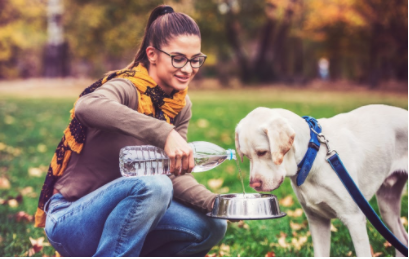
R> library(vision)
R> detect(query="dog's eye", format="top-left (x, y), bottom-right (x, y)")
top-left (257, 151), bottom-right (267, 157)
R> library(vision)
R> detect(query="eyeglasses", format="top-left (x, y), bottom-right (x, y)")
top-left (155, 48), bottom-right (207, 68)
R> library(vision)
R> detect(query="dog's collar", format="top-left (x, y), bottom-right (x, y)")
top-left (296, 116), bottom-right (322, 186)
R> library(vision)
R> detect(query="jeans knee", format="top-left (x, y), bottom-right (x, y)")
top-left (133, 175), bottom-right (173, 206)
top-left (203, 219), bottom-right (227, 247)
top-left (210, 219), bottom-right (227, 241)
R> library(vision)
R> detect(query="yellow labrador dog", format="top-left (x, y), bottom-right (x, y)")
top-left (235, 104), bottom-right (408, 257)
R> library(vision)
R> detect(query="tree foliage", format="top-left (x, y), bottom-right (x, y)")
top-left (0, 0), bottom-right (47, 78)
top-left (0, 0), bottom-right (407, 85)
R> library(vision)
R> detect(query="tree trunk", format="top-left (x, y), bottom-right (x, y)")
top-left (271, 0), bottom-right (296, 82)
top-left (225, 15), bottom-right (251, 82)
top-left (367, 23), bottom-right (382, 88)
top-left (43, 0), bottom-right (69, 77)
top-left (253, 19), bottom-right (276, 82)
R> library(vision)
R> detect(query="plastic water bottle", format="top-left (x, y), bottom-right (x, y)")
top-left (119, 141), bottom-right (236, 177)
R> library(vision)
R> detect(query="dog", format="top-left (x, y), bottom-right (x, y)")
top-left (235, 104), bottom-right (408, 257)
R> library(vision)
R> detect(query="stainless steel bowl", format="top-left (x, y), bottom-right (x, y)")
top-left (206, 193), bottom-right (286, 220)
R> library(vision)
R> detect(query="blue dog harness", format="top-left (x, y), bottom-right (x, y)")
top-left (297, 116), bottom-right (408, 256)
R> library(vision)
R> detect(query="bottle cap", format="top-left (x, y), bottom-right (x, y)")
top-left (226, 149), bottom-right (236, 160)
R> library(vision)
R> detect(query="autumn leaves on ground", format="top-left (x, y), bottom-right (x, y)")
top-left (0, 80), bottom-right (407, 256)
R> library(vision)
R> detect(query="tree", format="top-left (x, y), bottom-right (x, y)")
top-left (43, 0), bottom-right (69, 77)
top-left (0, 0), bottom-right (47, 79)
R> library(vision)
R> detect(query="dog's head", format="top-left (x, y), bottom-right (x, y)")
top-left (235, 108), bottom-right (296, 192)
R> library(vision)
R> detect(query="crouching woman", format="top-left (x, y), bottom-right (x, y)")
top-left (34, 5), bottom-right (227, 257)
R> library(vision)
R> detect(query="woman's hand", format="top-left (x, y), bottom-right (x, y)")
top-left (164, 129), bottom-right (195, 176)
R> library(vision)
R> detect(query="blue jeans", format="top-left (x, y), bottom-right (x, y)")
top-left (44, 176), bottom-right (227, 257)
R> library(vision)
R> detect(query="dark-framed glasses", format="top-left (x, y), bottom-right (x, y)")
top-left (155, 48), bottom-right (207, 68)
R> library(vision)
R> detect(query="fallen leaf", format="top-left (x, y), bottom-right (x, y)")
top-left (279, 195), bottom-right (294, 207)
top-left (278, 235), bottom-right (290, 249)
top-left (293, 208), bottom-right (304, 217)
top-left (265, 251), bottom-right (276, 257)
top-left (330, 223), bottom-right (338, 232)
top-left (208, 178), bottom-right (223, 190)
top-left (226, 165), bottom-right (235, 174)
top-left (8, 199), bottom-right (18, 208)
top-left (4, 145), bottom-right (21, 156)
top-left (13, 148), bottom-right (22, 156)
top-left (4, 115), bottom-right (15, 125)
top-left (219, 243), bottom-right (230, 252)
top-left (373, 252), bottom-right (383, 257)
top-left (383, 241), bottom-right (391, 248)
top-left (0, 176), bottom-right (10, 189)
top-left (15, 211), bottom-right (33, 223)
top-left (271, 232), bottom-right (287, 247)
top-left (287, 208), bottom-right (303, 217)
top-left (20, 186), bottom-right (36, 197)
top-left (237, 220), bottom-right (249, 229)
top-left (220, 133), bottom-right (232, 145)
top-left (30, 237), bottom-right (44, 251)
top-left (197, 119), bottom-right (209, 128)
top-left (37, 144), bottom-right (47, 153)
top-left (0, 142), bottom-right (6, 151)
top-left (219, 243), bottom-right (231, 256)
top-left (370, 245), bottom-right (383, 257)
top-left (27, 237), bottom-right (44, 256)
top-left (218, 187), bottom-right (230, 194)
top-left (28, 248), bottom-right (35, 257)
top-left (291, 236), bottom-right (308, 250)
top-left (28, 167), bottom-right (43, 177)
top-left (20, 186), bottom-right (34, 195)
top-left (261, 238), bottom-right (269, 246)
top-left (401, 217), bottom-right (408, 226)
top-left (290, 221), bottom-right (305, 231)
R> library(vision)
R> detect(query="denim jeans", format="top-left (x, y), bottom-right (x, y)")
top-left (44, 175), bottom-right (227, 257)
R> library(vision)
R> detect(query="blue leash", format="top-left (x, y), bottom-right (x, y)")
top-left (298, 116), bottom-right (408, 256)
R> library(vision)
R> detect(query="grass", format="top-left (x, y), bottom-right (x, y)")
top-left (0, 86), bottom-right (407, 256)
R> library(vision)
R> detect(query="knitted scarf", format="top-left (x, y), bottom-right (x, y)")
top-left (34, 64), bottom-right (187, 227)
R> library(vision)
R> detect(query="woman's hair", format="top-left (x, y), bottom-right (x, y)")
top-left (117, 5), bottom-right (201, 72)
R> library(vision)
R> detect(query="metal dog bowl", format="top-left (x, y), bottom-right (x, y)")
top-left (206, 193), bottom-right (286, 220)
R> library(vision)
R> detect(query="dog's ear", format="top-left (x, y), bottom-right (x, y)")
top-left (235, 126), bottom-right (244, 162)
top-left (263, 117), bottom-right (295, 165)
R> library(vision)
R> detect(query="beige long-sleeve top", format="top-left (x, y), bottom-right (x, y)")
top-left (54, 78), bottom-right (217, 212)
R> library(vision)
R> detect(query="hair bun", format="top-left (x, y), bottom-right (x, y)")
top-left (160, 6), bottom-right (174, 15)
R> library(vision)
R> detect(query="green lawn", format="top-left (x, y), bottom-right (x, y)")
top-left (0, 87), bottom-right (407, 256)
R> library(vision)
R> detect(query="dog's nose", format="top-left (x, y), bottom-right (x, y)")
top-left (249, 179), bottom-right (262, 189)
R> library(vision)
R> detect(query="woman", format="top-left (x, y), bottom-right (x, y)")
top-left (35, 5), bottom-right (227, 257)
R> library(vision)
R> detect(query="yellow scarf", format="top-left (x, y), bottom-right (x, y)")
top-left (35, 64), bottom-right (187, 227)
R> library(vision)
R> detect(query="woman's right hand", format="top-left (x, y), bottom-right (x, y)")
top-left (164, 130), bottom-right (195, 176)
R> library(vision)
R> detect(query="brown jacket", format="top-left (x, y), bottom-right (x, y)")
top-left (54, 78), bottom-right (217, 212)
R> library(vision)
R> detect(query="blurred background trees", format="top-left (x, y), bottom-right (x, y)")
top-left (0, 0), bottom-right (407, 87)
